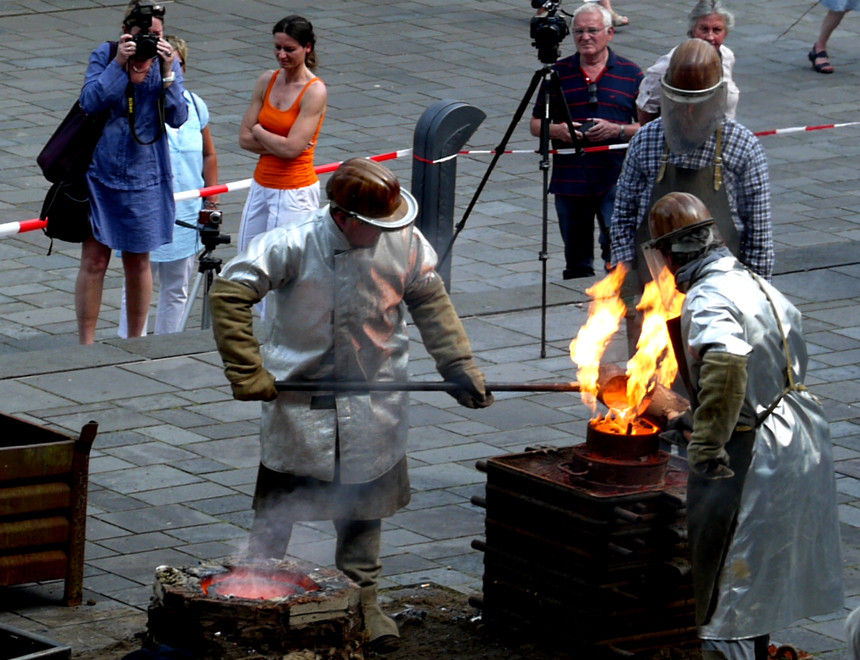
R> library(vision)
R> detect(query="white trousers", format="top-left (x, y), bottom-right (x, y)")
top-left (237, 180), bottom-right (320, 319)
top-left (238, 180), bottom-right (320, 252)
top-left (118, 256), bottom-right (196, 338)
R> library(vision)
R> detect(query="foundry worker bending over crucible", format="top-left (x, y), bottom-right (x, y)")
top-left (644, 192), bottom-right (842, 660)
top-left (208, 158), bottom-right (493, 655)
top-left (611, 38), bottom-right (773, 289)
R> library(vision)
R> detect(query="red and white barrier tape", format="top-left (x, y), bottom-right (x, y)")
top-left (173, 149), bottom-right (410, 202)
top-left (8, 149), bottom-right (412, 237)
top-left (6, 121), bottom-right (860, 238)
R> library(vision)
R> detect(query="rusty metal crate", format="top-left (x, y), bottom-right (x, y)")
top-left (0, 414), bottom-right (97, 606)
top-left (472, 446), bottom-right (698, 657)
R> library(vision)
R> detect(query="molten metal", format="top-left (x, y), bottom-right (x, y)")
top-left (201, 568), bottom-right (320, 600)
top-left (591, 413), bottom-right (657, 436)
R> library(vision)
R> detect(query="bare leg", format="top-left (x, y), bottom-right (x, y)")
top-left (812, 10), bottom-right (847, 72)
top-left (817, 10), bottom-right (848, 51)
top-left (75, 235), bottom-right (111, 345)
top-left (121, 251), bottom-right (153, 338)
top-left (597, 0), bottom-right (628, 26)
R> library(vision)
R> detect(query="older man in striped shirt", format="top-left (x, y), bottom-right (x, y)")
top-left (531, 2), bottom-right (643, 279)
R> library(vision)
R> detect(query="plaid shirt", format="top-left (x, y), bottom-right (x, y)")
top-left (611, 117), bottom-right (774, 280)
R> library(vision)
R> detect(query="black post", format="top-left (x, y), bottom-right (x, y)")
top-left (412, 100), bottom-right (486, 289)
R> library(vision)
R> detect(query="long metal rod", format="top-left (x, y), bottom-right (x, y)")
top-left (274, 381), bottom-right (581, 393)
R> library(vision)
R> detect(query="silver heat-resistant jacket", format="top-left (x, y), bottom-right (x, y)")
top-left (681, 255), bottom-right (843, 639)
top-left (219, 206), bottom-right (439, 484)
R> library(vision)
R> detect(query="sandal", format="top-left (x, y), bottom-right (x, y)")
top-left (611, 11), bottom-right (629, 27)
top-left (809, 47), bottom-right (834, 74)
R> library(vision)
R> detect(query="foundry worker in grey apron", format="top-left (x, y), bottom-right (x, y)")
top-left (207, 158), bottom-right (493, 655)
top-left (611, 39), bottom-right (773, 352)
top-left (643, 192), bottom-right (843, 660)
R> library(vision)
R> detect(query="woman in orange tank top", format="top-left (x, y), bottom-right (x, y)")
top-left (238, 15), bottom-right (327, 253)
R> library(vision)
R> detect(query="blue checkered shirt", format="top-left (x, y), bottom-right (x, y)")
top-left (611, 117), bottom-right (774, 280)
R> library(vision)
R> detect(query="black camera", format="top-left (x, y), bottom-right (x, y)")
top-left (530, 0), bottom-right (570, 64)
top-left (127, 2), bottom-right (164, 60)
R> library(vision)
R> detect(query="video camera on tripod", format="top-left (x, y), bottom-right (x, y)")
top-left (176, 207), bottom-right (231, 332)
top-left (197, 209), bottom-right (231, 251)
top-left (530, 0), bottom-right (570, 63)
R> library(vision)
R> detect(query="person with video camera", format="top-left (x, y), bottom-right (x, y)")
top-left (75, 1), bottom-right (187, 344)
top-left (208, 159), bottom-right (493, 655)
top-left (530, 2), bottom-right (642, 279)
top-left (118, 35), bottom-right (219, 338)
top-left (237, 15), bottom-right (326, 253)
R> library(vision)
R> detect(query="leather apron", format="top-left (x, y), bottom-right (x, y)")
top-left (634, 126), bottom-right (741, 289)
top-left (686, 429), bottom-right (755, 627)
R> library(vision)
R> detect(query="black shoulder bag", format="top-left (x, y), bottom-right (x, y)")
top-left (36, 42), bottom-right (118, 250)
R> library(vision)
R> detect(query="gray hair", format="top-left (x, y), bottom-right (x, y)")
top-left (668, 224), bottom-right (723, 266)
top-left (687, 0), bottom-right (734, 36)
top-left (573, 3), bottom-right (612, 29)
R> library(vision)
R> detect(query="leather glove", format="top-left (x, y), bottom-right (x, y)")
top-left (208, 276), bottom-right (278, 402)
top-left (687, 350), bottom-right (748, 479)
top-left (406, 275), bottom-right (492, 409)
top-left (659, 409), bottom-right (693, 447)
top-left (689, 448), bottom-right (735, 480)
top-left (445, 366), bottom-right (494, 409)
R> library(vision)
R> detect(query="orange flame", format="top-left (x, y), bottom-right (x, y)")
top-left (570, 264), bottom-right (628, 413)
top-left (625, 271), bottom-right (684, 413)
top-left (570, 264), bottom-right (684, 426)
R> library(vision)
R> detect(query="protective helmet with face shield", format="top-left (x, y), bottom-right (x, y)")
top-left (326, 158), bottom-right (418, 230)
top-left (660, 38), bottom-right (728, 155)
top-left (643, 192), bottom-right (724, 302)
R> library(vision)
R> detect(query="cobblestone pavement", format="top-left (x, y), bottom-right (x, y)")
top-left (0, 0), bottom-right (859, 657)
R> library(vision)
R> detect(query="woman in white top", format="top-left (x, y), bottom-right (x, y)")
top-left (636, 0), bottom-right (738, 125)
top-left (118, 35), bottom-right (219, 337)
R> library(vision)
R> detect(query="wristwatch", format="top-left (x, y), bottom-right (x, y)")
top-left (162, 72), bottom-right (176, 84)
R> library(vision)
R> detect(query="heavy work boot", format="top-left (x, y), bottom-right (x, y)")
top-left (245, 511), bottom-right (293, 562)
top-left (334, 519), bottom-right (399, 654)
top-left (701, 635), bottom-right (770, 660)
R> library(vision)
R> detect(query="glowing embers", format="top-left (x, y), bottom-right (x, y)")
top-left (201, 567), bottom-right (321, 600)
top-left (148, 559), bottom-right (364, 659)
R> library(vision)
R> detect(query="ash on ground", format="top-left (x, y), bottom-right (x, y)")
top-left (74, 584), bottom-right (702, 660)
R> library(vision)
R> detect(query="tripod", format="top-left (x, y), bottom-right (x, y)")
top-left (178, 216), bottom-right (231, 331)
top-left (438, 61), bottom-right (583, 358)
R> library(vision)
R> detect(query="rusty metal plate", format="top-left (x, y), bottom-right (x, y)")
top-left (0, 483), bottom-right (71, 517)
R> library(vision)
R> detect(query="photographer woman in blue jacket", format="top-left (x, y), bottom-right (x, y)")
top-left (75, 1), bottom-right (187, 344)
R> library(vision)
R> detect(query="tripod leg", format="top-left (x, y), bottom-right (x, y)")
top-left (201, 269), bottom-right (214, 331)
top-left (178, 270), bottom-right (205, 332)
top-left (437, 67), bottom-right (549, 269)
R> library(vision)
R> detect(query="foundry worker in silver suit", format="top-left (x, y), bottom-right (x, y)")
top-left (208, 158), bottom-right (493, 655)
top-left (644, 192), bottom-right (842, 660)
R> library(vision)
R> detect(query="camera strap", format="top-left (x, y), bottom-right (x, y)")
top-left (125, 69), bottom-right (167, 146)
